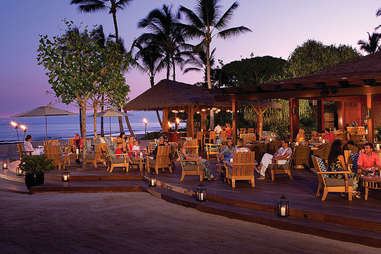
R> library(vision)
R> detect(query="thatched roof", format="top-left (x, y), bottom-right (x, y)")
top-left (125, 79), bottom-right (228, 111)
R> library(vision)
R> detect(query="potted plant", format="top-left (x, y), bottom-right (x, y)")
top-left (18, 155), bottom-right (55, 189)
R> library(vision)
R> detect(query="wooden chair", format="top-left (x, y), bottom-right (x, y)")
top-left (247, 128), bottom-right (255, 133)
top-left (205, 143), bottom-right (221, 160)
top-left (17, 143), bottom-right (32, 160)
top-left (45, 144), bottom-right (66, 171)
top-left (105, 147), bottom-right (129, 173)
top-left (205, 131), bottom-right (216, 144)
top-left (239, 128), bottom-right (246, 135)
top-left (311, 155), bottom-right (353, 201)
top-left (362, 177), bottom-right (381, 200)
top-left (184, 139), bottom-right (198, 156)
top-left (224, 151), bottom-right (256, 188)
top-left (83, 143), bottom-right (107, 168)
top-left (146, 145), bottom-right (172, 175)
top-left (177, 150), bottom-right (203, 182)
top-left (269, 156), bottom-right (294, 181)
top-left (196, 131), bottom-right (204, 148)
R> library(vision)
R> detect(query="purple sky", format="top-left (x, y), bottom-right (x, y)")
top-left (1, 0), bottom-right (380, 117)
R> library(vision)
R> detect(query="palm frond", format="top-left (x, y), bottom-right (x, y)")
top-left (377, 8), bottom-right (381, 16)
top-left (179, 6), bottom-right (204, 29)
top-left (215, 1), bottom-right (239, 30)
top-left (218, 26), bottom-right (252, 39)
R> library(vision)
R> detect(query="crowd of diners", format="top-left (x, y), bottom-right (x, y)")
top-left (22, 123), bottom-right (381, 199)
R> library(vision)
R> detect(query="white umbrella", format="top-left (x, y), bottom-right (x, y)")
top-left (91, 109), bottom-right (132, 137)
top-left (14, 104), bottom-right (76, 140)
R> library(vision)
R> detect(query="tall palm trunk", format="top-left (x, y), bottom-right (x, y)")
top-left (93, 102), bottom-right (98, 138)
top-left (206, 36), bottom-right (214, 129)
top-left (100, 94), bottom-right (104, 136)
top-left (172, 56), bottom-right (176, 81)
top-left (166, 56), bottom-right (170, 79)
top-left (79, 98), bottom-right (87, 160)
top-left (111, 6), bottom-right (135, 136)
top-left (150, 75), bottom-right (162, 125)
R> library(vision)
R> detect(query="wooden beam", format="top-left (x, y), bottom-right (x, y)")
top-left (337, 101), bottom-right (345, 129)
top-left (162, 108), bottom-right (169, 133)
top-left (201, 110), bottom-right (207, 131)
top-left (289, 98), bottom-right (299, 141)
top-left (232, 97), bottom-right (237, 144)
top-left (317, 100), bottom-right (324, 132)
top-left (366, 94), bottom-right (374, 143)
top-left (187, 105), bottom-right (194, 138)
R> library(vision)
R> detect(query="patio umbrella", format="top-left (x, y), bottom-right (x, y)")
top-left (14, 104), bottom-right (76, 140)
top-left (91, 109), bottom-right (132, 137)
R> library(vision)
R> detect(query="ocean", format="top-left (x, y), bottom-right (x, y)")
top-left (0, 111), bottom-right (175, 142)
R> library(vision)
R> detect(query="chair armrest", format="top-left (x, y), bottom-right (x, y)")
top-left (316, 171), bottom-right (351, 174)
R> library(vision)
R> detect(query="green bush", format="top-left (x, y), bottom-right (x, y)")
top-left (18, 155), bottom-right (55, 174)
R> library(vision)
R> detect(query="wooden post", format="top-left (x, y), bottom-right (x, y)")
top-left (366, 94), bottom-right (374, 142)
top-left (232, 97), bottom-right (237, 144)
top-left (317, 99), bottom-right (325, 131)
top-left (162, 108), bottom-right (169, 133)
top-left (201, 110), bottom-right (207, 131)
top-left (289, 98), bottom-right (299, 141)
top-left (187, 105), bottom-right (194, 138)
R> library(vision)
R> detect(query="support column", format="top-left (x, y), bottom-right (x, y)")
top-left (289, 98), bottom-right (299, 141)
top-left (187, 105), bottom-right (194, 138)
top-left (317, 99), bottom-right (325, 132)
top-left (162, 108), bottom-right (169, 133)
top-left (232, 97), bottom-right (237, 144)
top-left (201, 110), bottom-right (207, 131)
top-left (366, 94), bottom-right (374, 142)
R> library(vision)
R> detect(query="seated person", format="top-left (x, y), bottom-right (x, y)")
top-left (327, 140), bottom-right (360, 198)
top-left (72, 133), bottom-right (83, 151)
top-left (257, 140), bottom-right (292, 180)
top-left (24, 135), bottom-right (34, 154)
top-left (132, 140), bottom-right (141, 157)
top-left (214, 124), bottom-right (222, 136)
top-left (234, 138), bottom-right (249, 152)
top-left (126, 136), bottom-right (135, 156)
top-left (178, 142), bottom-right (214, 180)
top-left (219, 139), bottom-right (234, 162)
top-left (151, 136), bottom-right (165, 159)
top-left (225, 123), bottom-right (232, 137)
top-left (357, 143), bottom-right (381, 174)
top-left (311, 130), bottom-right (319, 142)
top-left (323, 128), bottom-right (335, 143)
top-left (296, 128), bottom-right (305, 142)
top-left (114, 143), bottom-right (123, 159)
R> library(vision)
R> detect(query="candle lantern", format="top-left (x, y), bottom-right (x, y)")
top-left (149, 173), bottom-right (157, 187)
top-left (16, 167), bottom-right (23, 176)
top-left (2, 160), bottom-right (8, 170)
top-left (62, 171), bottom-right (71, 182)
top-left (277, 195), bottom-right (290, 217)
top-left (195, 184), bottom-right (207, 202)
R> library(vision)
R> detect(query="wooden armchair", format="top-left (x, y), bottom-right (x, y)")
top-left (177, 150), bottom-right (203, 182)
top-left (17, 143), bottom-right (32, 160)
top-left (146, 145), bottom-right (172, 175)
top-left (268, 152), bottom-right (294, 181)
top-left (83, 143), bottom-right (107, 168)
top-left (311, 155), bottom-right (353, 201)
top-left (184, 139), bottom-right (199, 156)
top-left (206, 131), bottom-right (216, 144)
top-left (105, 148), bottom-right (129, 173)
top-left (205, 143), bottom-right (221, 160)
top-left (224, 151), bottom-right (256, 188)
top-left (45, 144), bottom-right (66, 171)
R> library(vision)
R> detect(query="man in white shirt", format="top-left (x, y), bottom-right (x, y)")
top-left (24, 135), bottom-right (34, 153)
top-left (257, 140), bottom-right (292, 180)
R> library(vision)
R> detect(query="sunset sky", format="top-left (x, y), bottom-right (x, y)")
top-left (1, 0), bottom-right (380, 117)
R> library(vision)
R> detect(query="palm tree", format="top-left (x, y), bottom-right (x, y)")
top-left (358, 32), bottom-right (381, 54)
top-left (137, 5), bottom-right (185, 81)
top-left (132, 40), bottom-right (164, 125)
top-left (71, 0), bottom-right (135, 136)
top-left (179, 0), bottom-right (251, 128)
top-left (183, 46), bottom-right (216, 84)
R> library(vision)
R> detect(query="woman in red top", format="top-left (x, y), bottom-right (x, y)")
top-left (225, 123), bottom-right (232, 137)
top-left (127, 136), bottom-right (134, 156)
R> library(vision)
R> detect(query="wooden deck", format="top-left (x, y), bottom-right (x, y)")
top-left (2, 158), bottom-right (381, 248)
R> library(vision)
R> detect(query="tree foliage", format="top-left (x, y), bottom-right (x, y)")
top-left (287, 40), bottom-right (360, 78)
top-left (37, 21), bottom-right (130, 143)
top-left (358, 32), bottom-right (381, 55)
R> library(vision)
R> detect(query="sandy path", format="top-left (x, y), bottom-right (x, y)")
top-left (0, 191), bottom-right (379, 254)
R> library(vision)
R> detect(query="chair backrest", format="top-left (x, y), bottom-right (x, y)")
top-left (209, 131), bottom-right (216, 143)
top-left (240, 128), bottom-right (246, 134)
top-left (45, 144), bottom-right (61, 162)
top-left (231, 151), bottom-right (255, 177)
top-left (247, 128), bottom-right (255, 133)
top-left (311, 155), bottom-right (327, 185)
top-left (95, 143), bottom-right (108, 159)
top-left (156, 145), bottom-right (171, 167)
top-left (184, 139), bottom-right (198, 156)
top-left (196, 131), bottom-right (203, 141)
